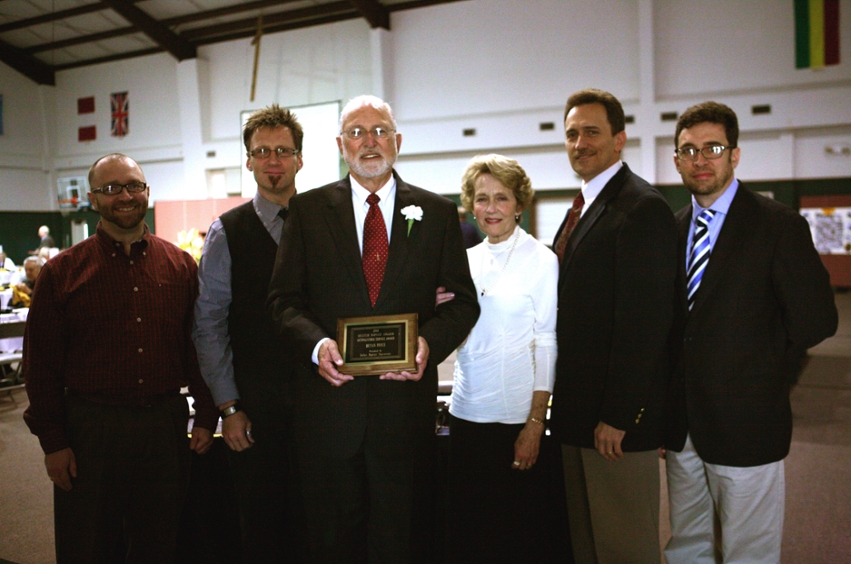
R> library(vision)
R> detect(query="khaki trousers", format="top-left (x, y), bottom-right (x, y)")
top-left (561, 444), bottom-right (661, 564)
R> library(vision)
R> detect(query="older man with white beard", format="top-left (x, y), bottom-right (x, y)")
top-left (267, 95), bottom-right (479, 563)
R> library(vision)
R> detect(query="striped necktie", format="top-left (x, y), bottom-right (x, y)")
top-left (686, 209), bottom-right (716, 311)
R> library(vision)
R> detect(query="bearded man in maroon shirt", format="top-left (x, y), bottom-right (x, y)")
top-left (23, 153), bottom-right (218, 563)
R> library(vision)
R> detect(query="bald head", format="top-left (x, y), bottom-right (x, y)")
top-left (88, 153), bottom-right (145, 189)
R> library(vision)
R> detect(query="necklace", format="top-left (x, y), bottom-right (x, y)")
top-left (480, 229), bottom-right (520, 296)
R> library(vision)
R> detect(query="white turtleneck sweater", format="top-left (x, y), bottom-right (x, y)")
top-left (451, 226), bottom-right (558, 424)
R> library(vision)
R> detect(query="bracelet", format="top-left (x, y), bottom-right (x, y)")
top-left (528, 417), bottom-right (545, 426)
top-left (220, 402), bottom-right (241, 419)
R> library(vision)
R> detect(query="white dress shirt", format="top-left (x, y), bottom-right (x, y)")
top-left (578, 160), bottom-right (623, 218)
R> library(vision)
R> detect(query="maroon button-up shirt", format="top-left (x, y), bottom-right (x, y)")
top-left (23, 224), bottom-right (218, 454)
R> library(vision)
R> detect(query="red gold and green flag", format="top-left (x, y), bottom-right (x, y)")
top-left (795, 0), bottom-right (840, 69)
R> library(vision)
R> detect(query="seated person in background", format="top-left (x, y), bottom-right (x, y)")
top-left (0, 249), bottom-right (15, 270)
top-left (37, 246), bottom-right (60, 261)
top-left (446, 154), bottom-right (558, 564)
top-left (11, 256), bottom-right (44, 308)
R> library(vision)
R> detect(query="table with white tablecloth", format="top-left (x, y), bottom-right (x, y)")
top-left (0, 312), bottom-right (26, 387)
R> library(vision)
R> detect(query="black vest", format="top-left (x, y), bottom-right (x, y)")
top-left (219, 201), bottom-right (293, 408)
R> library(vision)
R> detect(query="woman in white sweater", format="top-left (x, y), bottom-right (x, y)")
top-left (447, 154), bottom-right (558, 563)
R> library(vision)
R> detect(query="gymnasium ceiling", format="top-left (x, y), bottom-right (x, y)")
top-left (0, 0), bottom-right (466, 85)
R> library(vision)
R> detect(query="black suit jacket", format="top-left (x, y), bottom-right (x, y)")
top-left (549, 163), bottom-right (678, 451)
top-left (665, 184), bottom-right (837, 467)
top-left (267, 172), bottom-right (479, 457)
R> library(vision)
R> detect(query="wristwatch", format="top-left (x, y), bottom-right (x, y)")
top-left (220, 402), bottom-right (241, 419)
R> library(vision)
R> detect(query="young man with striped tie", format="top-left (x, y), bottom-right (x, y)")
top-left (663, 101), bottom-right (838, 563)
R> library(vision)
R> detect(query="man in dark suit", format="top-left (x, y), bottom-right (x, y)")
top-left (267, 95), bottom-right (479, 563)
top-left (663, 101), bottom-right (837, 564)
top-left (548, 88), bottom-right (677, 563)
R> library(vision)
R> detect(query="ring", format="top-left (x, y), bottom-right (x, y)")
top-left (512, 461), bottom-right (521, 466)
top-left (607, 450), bottom-right (613, 454)
top-left (246, 429), bottom-right (252, 436)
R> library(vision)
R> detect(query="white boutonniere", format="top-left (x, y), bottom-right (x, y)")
top-left (401, 205), bottom-right (423, 236)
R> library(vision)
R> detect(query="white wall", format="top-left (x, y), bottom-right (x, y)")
top-left (204, 19), bottom-right (372, 143)
top-left (0, 61), bottom-right (53, 210)
top-left (388, 0), bottom-right (641, 121)
top-left (1, 0), bottom-right (850, 211)
top-left (654, 0), bottom-right (851, 98)
top-left (52, 54), bottom-right (183, 167)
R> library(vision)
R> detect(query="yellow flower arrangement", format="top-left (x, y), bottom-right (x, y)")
top-left (177, 228), bottom-right (205, 263)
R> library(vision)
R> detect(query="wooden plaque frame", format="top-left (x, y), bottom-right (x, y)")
top-left (336, 313), bottom-right (418, 376)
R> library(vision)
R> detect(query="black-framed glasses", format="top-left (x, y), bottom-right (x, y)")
top-left (341, 127), bottom-right (396, 140)
top-left (675, 145), bottom-right (734, 162)
top-left (249, 147), bottom-right (301, 159)
top-left (91, 182), bottom-right (147, 195)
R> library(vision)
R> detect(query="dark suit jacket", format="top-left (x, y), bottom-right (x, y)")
top-left (665, 184), bottom-right (837, 467)
top-left (267, 171), bottom-right (479, 457)
top-left (549, 163), bottom-right (678, 452)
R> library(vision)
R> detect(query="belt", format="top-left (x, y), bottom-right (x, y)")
top-left (64, 388), bottom-right (182, 408)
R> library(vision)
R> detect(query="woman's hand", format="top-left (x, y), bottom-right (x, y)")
top-left (512, 421), bottom-right (545, 470)
top-left (512, 390), bottom-right (550, 470)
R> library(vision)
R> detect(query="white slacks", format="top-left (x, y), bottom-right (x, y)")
top-left (664, 434), bottom-right (785, 564)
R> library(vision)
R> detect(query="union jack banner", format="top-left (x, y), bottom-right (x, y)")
top-left (111, 91), bottom-right (129, 137)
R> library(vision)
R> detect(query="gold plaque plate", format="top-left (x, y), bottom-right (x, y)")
top-left (336, 313), bottom-right (418, 376)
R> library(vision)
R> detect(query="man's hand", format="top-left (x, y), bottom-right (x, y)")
top-left (594, 421), bottom-right (626, 462)
top-left (45, 448), bottom-right (77, 491)
top-left (190, 426), bottom-right (214, 454)
top-left (381, 336), bottom-right (429, 382)
top-left (435, 286), bottom-right (455, 307)
top-left (221, 410), bottom-right (254, 452)
top-left (15, 283), bottom-right (32, 296)
top-left (318, 340), bottom-right (354, 386)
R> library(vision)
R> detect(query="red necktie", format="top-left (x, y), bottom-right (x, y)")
top-left (554, 192), bottom-right (585, 264)
top-left (363, 193), bottom-right (389, 306)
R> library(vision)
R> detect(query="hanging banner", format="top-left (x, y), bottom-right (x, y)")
top-left (78, 125), bottom-right (96, 142)
top-left (795, 0), bottom-right (840, 69)
top-left (77, 96), bottom-right (95, 114)
top-left (111, 91), bottom-right (129, 137)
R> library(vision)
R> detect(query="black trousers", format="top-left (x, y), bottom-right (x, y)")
top-left (446, 415), bottom-right (549, 564)
top-left (226, 402), bottom-right (306, 563)
top-left (54, 394), bottom-right (191, 564)
top-left (294, 416), bottom-right (436, 564)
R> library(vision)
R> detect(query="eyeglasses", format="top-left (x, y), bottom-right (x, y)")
top-left (91, 182), bottom-right (147, 195)
top-left (249, 147), bottom-right (300, 159)
top-left (341, 127), bottom-right (396, 141)
top-left (675, 145), bottom-right (734, 162)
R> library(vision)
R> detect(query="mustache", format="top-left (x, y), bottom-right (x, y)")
top-left (357, 149), bottom-right (385, 158)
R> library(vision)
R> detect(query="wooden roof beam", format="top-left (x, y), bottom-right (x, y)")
top-left (348, 0), bottom-right (390, 30)
top-left (0, 38), bottom-right (54, 85)
top-left (100, 0), bottom-right (196, 61)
